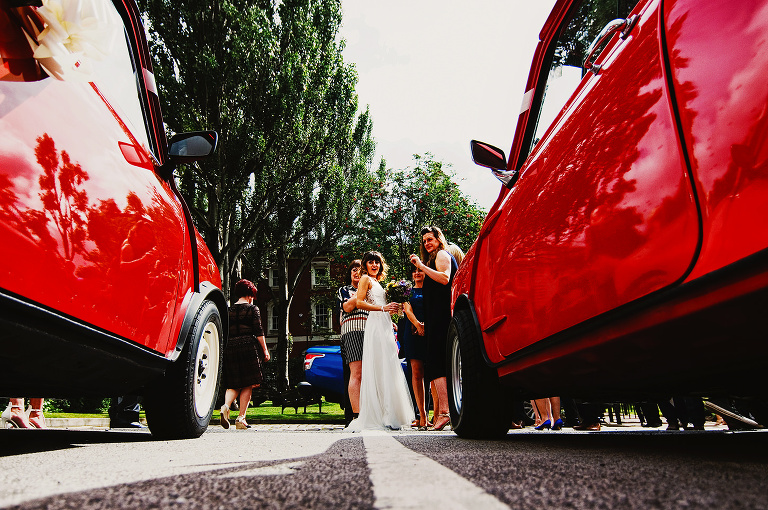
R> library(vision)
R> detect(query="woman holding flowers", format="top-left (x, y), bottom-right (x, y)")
top-left (346, 251), bottom-right (415, 431)
top-left (409, 226), bottom-right (458, 431)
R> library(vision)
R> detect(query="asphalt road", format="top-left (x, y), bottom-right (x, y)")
top-left (1, 425), bottom-right (766, 509)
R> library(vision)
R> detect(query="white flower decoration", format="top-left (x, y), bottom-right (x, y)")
top-left (24, 0), bottom-right (119, 81)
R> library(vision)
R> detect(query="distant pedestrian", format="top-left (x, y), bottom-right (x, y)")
top-left (221, 279), bottom-right (270, 430)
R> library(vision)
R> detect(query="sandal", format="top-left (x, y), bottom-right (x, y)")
top-left (235, 416), bottom-right (251, 430)
top-left (3, 404), bottom-right (31, 429)
top-left (28, 407), bottom-right (46, 429)
top-left (430, 413), bottom-right (451, 431)
top-left (220, 405), bottom-right (230, 429)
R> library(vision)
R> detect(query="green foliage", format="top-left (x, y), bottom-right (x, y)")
top-left (43, 398), bottom-right (110, 414)
top-left (336, 153), bottom-right (486, 281)
top-left (140, 0), bottom-right (374, 297)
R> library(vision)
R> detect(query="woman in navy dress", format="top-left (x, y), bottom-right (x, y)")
top-left (403, 262), bottom-right (428, 428)
top-left (410, 226), bottom-right (458, 431)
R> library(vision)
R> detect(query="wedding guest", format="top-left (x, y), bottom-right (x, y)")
top-left (220, 279), bottom-right (270, 430)
top-left (403, 262), bottom-right (429, 429)
top-left (534, 397), bottom-right (563, 430)
top-left (409, 226), bottom-right (458, 431)
top-left (3, 398), bottom-right (45, 428)
top-left (347, 251), bottom-right (414, 431)
top-left (446, 242), bottom-right (465, 265)
top-left (337, 259), bottom-right (368, 424)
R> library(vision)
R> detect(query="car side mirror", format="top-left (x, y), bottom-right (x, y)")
top-left (158, 131), bottom-right (218, 180)
top-left (168, 131), bottom-right (218, 163)
top-left (470, 140), bottom-right (518, 188)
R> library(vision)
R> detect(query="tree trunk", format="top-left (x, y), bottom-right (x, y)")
top-left (274, 245), bottom-right (291, 394)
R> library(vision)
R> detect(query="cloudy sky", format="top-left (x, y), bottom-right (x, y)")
top-left (338, 0), bottom-right (557, 211)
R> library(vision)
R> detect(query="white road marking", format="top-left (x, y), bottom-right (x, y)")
top-left (362, 431), bottom-right (510, 510)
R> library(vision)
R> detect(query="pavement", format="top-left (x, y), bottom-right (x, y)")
top-left (41, 415), bottom-right (730, 432)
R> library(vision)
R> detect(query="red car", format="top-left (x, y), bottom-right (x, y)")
top-left (450, 0), bottom-right (768, 438)
top-left (0, 0), bottom-right (226, 438)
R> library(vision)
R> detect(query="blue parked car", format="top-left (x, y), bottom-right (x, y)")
top-left (303, 344), bottom-right (409, 405)
top-left (303, 346), bottom-right (346, 404)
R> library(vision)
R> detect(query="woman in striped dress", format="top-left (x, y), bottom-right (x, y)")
top-left (337, 259), bottom-right (369, 419)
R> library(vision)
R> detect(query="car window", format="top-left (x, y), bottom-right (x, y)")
top-left (530, 0), bottom-right (639, 152)
top-left (88, 0), bottom-right (154, 157)
top-left (0, 0), bottom-right (154, 157)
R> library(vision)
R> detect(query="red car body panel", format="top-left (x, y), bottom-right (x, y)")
top-left (0, 0), bottom-right (221, 364)
top-left (455, 0), bottom-right (768, 396)
top-left (664, 0), bottom-right (768, 280)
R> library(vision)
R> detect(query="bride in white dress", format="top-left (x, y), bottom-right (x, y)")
top-left (346, 251), bottom-right (415, 431)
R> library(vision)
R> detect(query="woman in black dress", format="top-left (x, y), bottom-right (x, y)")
top-left (221, 279), bottom-right (270, 430)
top-left (409, 226), bottom-right (458, 431)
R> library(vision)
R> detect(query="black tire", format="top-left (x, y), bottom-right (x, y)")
top-left (447, 308), bottom-right (513, 438)
top-left (144, 300), bottom-right (223, 439)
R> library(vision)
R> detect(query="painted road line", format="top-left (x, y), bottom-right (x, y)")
top-left (362, 431), bottom-right (510, 510)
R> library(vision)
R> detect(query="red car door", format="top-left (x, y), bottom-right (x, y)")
top-left (0, 0), bottom-right (186, 353)
top-left (474, 0), bottom-right (700, 361)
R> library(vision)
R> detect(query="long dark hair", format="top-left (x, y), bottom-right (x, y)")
top-left (360, 251), bottom-right (387, 280)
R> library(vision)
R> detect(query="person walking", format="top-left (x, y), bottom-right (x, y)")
top-left (409, 226), bottom-right (458, 431)
top-left (220, 279), bottom-right (270, 430)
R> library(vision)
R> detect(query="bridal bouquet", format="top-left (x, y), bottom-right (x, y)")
top-left (385, 279), bottom-right (412, 323)
top-left (385, 279), bottom-right (412, 303)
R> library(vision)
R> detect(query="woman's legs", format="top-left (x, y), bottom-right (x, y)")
top-left (348, 360), bottom-right (362, 414)
top-left (534, 398), bottom-right (552, 423)
top-left (28, 397), bottom-right (45, 429)
top-left (238, 386), bottom-right (253, 418)
top-left (550, 397), bottom-right (561, 422)
top-left (432, 377), bottom-right (450, 430)
top-left (410, 360), bottom-right (427, 426)
top-left (9, 398), bottom-right (31, 428)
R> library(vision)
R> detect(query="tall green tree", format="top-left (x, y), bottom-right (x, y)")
top-left (141, 0), bottom-right (376, 390)
top-left (140, 0), bottom-right (373, 296)
top-left (338, 154), bottom-right (486, 281)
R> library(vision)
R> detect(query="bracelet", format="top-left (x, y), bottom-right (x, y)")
top-left (381, 305), bottom-right (384, 312)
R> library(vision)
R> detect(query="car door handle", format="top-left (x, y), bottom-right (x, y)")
top-left (583, 14), bottom-right (638, 75)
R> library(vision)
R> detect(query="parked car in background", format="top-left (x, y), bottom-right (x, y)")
top-left (303, 346), bottom-right (346, 405)
top-left (0, 0), bottom-right (226, 439)
top-left (450, 0), bottom-right (768, 438)
top-left (303, 345), bottom-right (409, 406)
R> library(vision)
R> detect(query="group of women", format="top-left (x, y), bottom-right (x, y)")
top-left (219, 224), bottom-right (460, 432)
top-left (341, 225), bottom-right (459, 431)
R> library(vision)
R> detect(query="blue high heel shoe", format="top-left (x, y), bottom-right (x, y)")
top-left (535, 419), bottom-right (551, 430)
top-left (551, 418), bottom-right (564, 430)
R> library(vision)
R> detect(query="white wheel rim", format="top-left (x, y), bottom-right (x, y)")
top-left (450, 334), bottom-right (463, 414)
top-left (194, 319), bottom-right (220, 417)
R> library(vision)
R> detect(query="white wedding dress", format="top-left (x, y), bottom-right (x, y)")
top-left (347, 279), bottom-right (415, 431)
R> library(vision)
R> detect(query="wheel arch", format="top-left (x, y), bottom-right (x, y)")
top-left (169, 281), bottom-right (228, 362)
top-left (452, 294), bottom-right (493, 367)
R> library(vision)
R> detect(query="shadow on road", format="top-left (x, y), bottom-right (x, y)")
top-left (0, 429), bottom-right (153, 457)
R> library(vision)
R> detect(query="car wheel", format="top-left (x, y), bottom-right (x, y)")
top-left (144, 300), bottom-right (223, 439)
top-left (447, 308), bottom-right (513, 439)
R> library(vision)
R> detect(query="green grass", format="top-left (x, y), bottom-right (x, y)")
top-left (222, 400), bottom-right (345, 424)
top-left (46, 400), bottom-right (346, 424)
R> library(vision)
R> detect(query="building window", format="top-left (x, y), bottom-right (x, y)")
top-left (313, 302), bottom-right (332, 330)
top-left (311, 262), bottom-right (330, 288)
top-left (267, 301), bottom-right (279, 333)
top-left (268, 268), bottom-right (279, 288)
